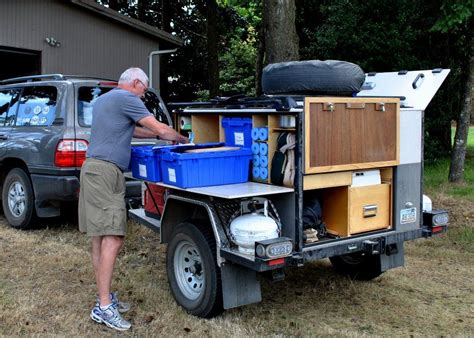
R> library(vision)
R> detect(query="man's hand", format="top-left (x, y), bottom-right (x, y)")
top-left (176, 134), bottom-right (189, 144)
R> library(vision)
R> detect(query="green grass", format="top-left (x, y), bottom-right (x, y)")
top-left (425, 127), bottom-right (474, 199)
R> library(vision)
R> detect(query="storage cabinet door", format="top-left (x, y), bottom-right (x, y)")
top-left (304, 98), bottom-right (399, 173)
top-left (349, 183), bottom-right (391, 234)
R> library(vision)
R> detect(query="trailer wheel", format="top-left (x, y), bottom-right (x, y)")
top-left (2, 168), bottom-right (37, 229)
top-left (330, 252), bottom-right (383, 281)
top-left (166, 221), bottom-right (223, 318)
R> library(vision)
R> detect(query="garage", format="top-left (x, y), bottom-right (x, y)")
top-left (0, 0), bottom-right (181, 86)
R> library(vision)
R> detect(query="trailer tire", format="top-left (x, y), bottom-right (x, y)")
top-left (166, 220), bottom-right (223, 318)
top-left (330, 252), bottom-right (383, 281)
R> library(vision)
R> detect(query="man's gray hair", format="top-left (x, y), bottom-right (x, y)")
top-left (118, 67), bottom-right (149, 85)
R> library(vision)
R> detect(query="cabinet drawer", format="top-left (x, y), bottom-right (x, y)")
top-left (323, 183), bottom-right (391, 237)
top-left (349, 183), bottom-right (391, 234)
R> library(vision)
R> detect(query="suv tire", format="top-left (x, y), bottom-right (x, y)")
top-left (2, 168), bottom-right (37, 229)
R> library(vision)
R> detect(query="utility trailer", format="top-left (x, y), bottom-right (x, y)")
top-left (129, 69), bottom-right (450, 318)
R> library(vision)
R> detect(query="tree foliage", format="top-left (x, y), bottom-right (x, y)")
top-left (96, 0), bottom-right (471, 161)
top-left (297, 0), bottom-right (471, 160)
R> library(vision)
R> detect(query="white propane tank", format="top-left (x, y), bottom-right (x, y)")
top-left (230, 200), bottom-right (279, 255)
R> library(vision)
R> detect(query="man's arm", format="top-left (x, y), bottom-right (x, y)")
top-left (136, 116), bottom-right (189, 143)
top-left (133, 125), bottom-right (157, 138)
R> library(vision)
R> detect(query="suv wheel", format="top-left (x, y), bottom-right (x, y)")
top-left (2, 168), bottom-right (37, 229)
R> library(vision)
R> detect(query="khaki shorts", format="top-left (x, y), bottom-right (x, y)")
top-left (78, 158), bottom-right (127, 237)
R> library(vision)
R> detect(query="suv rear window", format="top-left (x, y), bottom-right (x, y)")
top-left (0, 89), bottom-right (20, 126)
top-left (15, 86), bottom-right (58, 127)
top-left (77, 86), bottom-right (170, 127)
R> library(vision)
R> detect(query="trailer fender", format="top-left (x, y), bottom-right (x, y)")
top-left (160, 194), bottom-right (229, 266)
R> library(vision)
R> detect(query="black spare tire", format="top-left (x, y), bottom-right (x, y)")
top-left (262, 60), bottom-right (365, 96)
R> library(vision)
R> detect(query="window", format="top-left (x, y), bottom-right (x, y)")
top-left (77, 86), bottom-right (113, 127)
top-left (0, 89), bottom-right (20, 126)
top-left (15, 86), bottom-right (58, 127)
top-left (77, 86), bottom-right (170, 127)
top-left (143, 91), bottom-right (170, 125)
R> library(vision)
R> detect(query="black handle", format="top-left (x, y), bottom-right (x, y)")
top-left (412, 73), bottom-right (425, 89)
top-left (0, 134), bottom-right (8, 140)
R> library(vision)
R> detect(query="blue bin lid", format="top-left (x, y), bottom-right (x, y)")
top-left (162, 147), bottom-right (252, 161)
top-left (221, 117), bottom-right (252, 126)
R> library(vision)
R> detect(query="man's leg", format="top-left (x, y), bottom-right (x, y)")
top-left (97, 235), bottom-right (124, 307)
top-left (91, 236), bottom-right (102, 295)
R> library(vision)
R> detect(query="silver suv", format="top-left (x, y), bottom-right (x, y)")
top-left (0, 74), bottom-right (172, 229)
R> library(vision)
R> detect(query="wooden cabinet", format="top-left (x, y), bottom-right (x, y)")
top-left (323, 183), bottom-right (391, 236)
top-left (304, 97), bottom-right (400, 174)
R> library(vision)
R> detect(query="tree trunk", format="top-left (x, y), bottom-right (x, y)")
top-left (137, 0), bottom-right (147, 22)
top-left (449, 43), bottom-right (472, 183)
top-left (207, 0), bottom-right (220, 98)
top-left (263, 0), bottom-right (299, 65)
top-left (255, 20), bottom-right (265, 96)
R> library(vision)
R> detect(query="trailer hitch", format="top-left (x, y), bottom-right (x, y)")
top-left (362, 238), bottom-right (384, 255)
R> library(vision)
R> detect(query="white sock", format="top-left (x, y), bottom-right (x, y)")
top-left (100, 303), bottom-right (113, 311)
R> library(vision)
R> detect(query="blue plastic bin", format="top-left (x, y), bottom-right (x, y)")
top-left (130, 145), bottom-right (162, 182)
top-left (160, 144), bottom-right (252, 188)
top-left (222, 117), bottom-right (252, 148)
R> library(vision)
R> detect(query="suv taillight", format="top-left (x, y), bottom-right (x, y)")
top-left (55, 139), bottom-right (89, 167)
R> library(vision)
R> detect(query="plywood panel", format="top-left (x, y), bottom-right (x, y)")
top-left (303, 171), bottom-right (352, 190)
top-left (192, 115), bottom-right (219, 143)
top-left (322, 187), bottom-right (349, 236)
top-left (305, 97), bottom-right (400, 174)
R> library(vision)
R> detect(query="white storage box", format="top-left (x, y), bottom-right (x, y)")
top-left (351, 169), bottom-right (381, 187)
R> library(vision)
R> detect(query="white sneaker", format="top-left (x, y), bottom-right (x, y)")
top-left (90, 304), bottom-right (131, 331)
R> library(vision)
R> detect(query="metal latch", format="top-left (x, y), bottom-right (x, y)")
top-left (363, 204), bottom-right (378, 218)
top-left (323, 102), bottom-right (335, 112)
top-left (375, 102), bottom-right (385, 112)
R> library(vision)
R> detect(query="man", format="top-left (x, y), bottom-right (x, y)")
top-left (78, 67), bottom-right (188, 331)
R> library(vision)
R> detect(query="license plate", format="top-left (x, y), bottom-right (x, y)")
top-left (400, 207), bottom-right (417, 224)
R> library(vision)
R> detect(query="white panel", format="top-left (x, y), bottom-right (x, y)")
top-left (157, 182), bottom-right (294, 199)
top-left (357, 69), bottom-right (450, 111)
top-left (400, 109), bottom-right (422, 164)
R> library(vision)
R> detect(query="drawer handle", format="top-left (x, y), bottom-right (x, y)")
top-left (363, 204), bottom-right (378, 218)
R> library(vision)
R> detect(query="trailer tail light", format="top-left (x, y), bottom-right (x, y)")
top-left (422, 210), bottom-right (448, 237)
top-left (268, 258), bottom-right (285, 266)
top-left (255, 237), bottom-right (292, 263)
top-left (55, 139), bottom-right (88, 167)
top-left (99, 81), bottom-right (118, 86)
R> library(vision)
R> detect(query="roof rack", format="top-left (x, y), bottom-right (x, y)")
top-left (169, 95), bottom-right (304, 111)
top-left (0, 74), bottom-right (117, 85)
top-left (0, 74), bottom-right (65, 84)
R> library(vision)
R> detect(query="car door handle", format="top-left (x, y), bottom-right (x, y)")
top-left (0, 134), bottom-right (8, 140)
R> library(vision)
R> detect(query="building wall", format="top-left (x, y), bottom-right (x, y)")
top-left (0, 0), bottom-right (164, 85)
